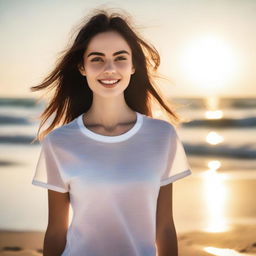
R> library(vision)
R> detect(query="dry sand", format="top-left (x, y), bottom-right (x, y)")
top-left (178, 224), bottom-right (256, 256)
top-left (0, 224), bottom-right (255, 255)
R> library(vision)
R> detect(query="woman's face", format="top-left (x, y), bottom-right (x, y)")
top-left (78, 30), bottom-right (135, 97)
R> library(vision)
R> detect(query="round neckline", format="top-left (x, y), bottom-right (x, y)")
top-left (77, 111), bottom-right (143, 143)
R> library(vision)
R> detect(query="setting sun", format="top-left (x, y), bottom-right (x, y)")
top-left (179, 35), bottom-right (239, 95)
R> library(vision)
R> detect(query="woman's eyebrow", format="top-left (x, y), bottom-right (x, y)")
top-left (87, 50), bottom-right (130, 57)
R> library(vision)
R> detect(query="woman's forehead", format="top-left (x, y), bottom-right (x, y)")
top-left (85, 32), bottom-right (131, 55)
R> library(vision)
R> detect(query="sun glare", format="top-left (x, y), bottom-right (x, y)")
top-left (205, 110), bottom-right (223, 119)
top-left (179, 35), bottom-right (239, 95)
top-left (202, 167), bottom-right (229, 233)
top-left (206, 131), bottom-right (224, 145)
top-left (204, 246), bottom-right (254, 256)
top-left (204, 96), bottom-right (223, 119)
top-left (208, 160), bottom-right (221, 170)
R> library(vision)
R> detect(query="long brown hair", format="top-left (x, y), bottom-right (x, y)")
top-left (30, 8), bottom-right (184, 143)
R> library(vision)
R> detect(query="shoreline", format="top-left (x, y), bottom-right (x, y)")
top-left (1, 224), bottom-right (256, 256)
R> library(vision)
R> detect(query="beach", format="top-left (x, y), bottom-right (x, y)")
top-left (1, 167), bottom-right (256, 256)
top-left (1, 224), bottom-right (256, 255)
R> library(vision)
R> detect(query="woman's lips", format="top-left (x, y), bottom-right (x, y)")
top-left (98, 79), bottom-right (120, 88)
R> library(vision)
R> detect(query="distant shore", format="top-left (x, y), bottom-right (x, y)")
top-left (1, 224), bottom-right (256, 256)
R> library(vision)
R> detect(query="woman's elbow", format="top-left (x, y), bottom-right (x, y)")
top-left (43, 227), bottom-right (67, 256)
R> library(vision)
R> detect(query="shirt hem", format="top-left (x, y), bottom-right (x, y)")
top-left (32, 180), bottom-right (69, 193)
top-left (160, 169), bottom-right (192, 186)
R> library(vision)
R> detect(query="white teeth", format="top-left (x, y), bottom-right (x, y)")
top-left (100, 79), bottom-right (118, 84)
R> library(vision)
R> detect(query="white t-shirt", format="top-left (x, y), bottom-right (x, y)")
top-left (32, 111), bottom-right (192, 256)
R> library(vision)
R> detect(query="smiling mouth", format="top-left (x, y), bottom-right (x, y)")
top-left (98, 79), bottom-right (121, 85)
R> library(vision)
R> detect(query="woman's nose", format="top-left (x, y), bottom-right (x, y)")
top-left (103, 60), bottom-right (116, 73)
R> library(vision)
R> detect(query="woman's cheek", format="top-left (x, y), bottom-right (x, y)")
top-left (116, 62), bottom-right (130, 69)
top-left (87, 63), bottom-right (103, 73)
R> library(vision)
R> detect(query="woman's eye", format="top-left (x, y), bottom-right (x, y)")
top-left (116, 56), bottom-right (126, 61)
top-left (90, 56), bottom-right (126, 62)
top-left (91, 57), bottom-right (102, 62)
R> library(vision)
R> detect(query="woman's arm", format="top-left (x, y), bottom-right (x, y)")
top-left (156, 183), bottom-right (178, 256)
top-left (43, 190), bottom-right (70, 256)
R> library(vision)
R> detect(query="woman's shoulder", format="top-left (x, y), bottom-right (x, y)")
top-left (143, 114), bottom-right (176, 134)
top-left (43, 117), bottom-right (79, 143)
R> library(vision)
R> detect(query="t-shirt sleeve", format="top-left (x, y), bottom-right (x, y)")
top-left (31, 135), bottom-right (69, 193)
top-left (160, 126), bottom-right (192, 186)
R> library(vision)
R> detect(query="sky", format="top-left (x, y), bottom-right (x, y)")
top-left (0, 0), bottom-right (255, 98)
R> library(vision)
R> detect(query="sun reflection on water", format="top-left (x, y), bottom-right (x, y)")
top-left (205, 110), bottom-right (223, 119)
top-left (204, 96), bottom-right (223, 119)
top-left (204, 246), bottom-right (255, 256)
top-left (202, 161), bottom-right (230, 233)
top-left (204, 96), bottom-right (225, 145)
top-left (206, 131), bottom-right (224, 145)
top-left (208, 160), bottom-right (221, 170)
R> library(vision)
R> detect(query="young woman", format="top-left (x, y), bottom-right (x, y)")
top-left (31, 8), bottom-right (192, 256)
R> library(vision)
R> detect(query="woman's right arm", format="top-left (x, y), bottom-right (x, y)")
top-left (43, 190), bottom-right (70, 256)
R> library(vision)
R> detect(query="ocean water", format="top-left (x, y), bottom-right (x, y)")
top-left (0, 96), bottom-right (255, 232)
top-left (1, 97), bottom-right (256, 159)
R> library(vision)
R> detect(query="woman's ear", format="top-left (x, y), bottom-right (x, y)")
top-left (131, 66), bottom-right (135, 75)
top-left (78, 63), bottom-right (86, 76)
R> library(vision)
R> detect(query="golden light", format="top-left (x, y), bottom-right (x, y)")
top-left (204, 247), bottom-right (254, 256)
top-left (153, 109), bottom-right (165, 120)
top-left (208, 160), bottom-right (221, 170)
top-left (206, 96), bottom-right (219, 110)
top-left (202, 166), bottom-right (229, 233)
top-left (204, 96), bottom-right (223, 119)
top-left (154, 110), bottom-right (162, 117)
top-left (179, 35), bottom-right (239, 94)
top-left (206, 131), bottom-right (224, 145)
top-left (205, 110), bottom-right (223, 119)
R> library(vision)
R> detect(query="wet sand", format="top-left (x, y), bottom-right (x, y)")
top-left (179, 224), bottom-right (256, 255)
top-left (0, 224), bottom-right (256, 255)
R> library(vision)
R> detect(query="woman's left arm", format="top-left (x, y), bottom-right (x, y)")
top-left (156, 183), bottom-right (178, 256)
